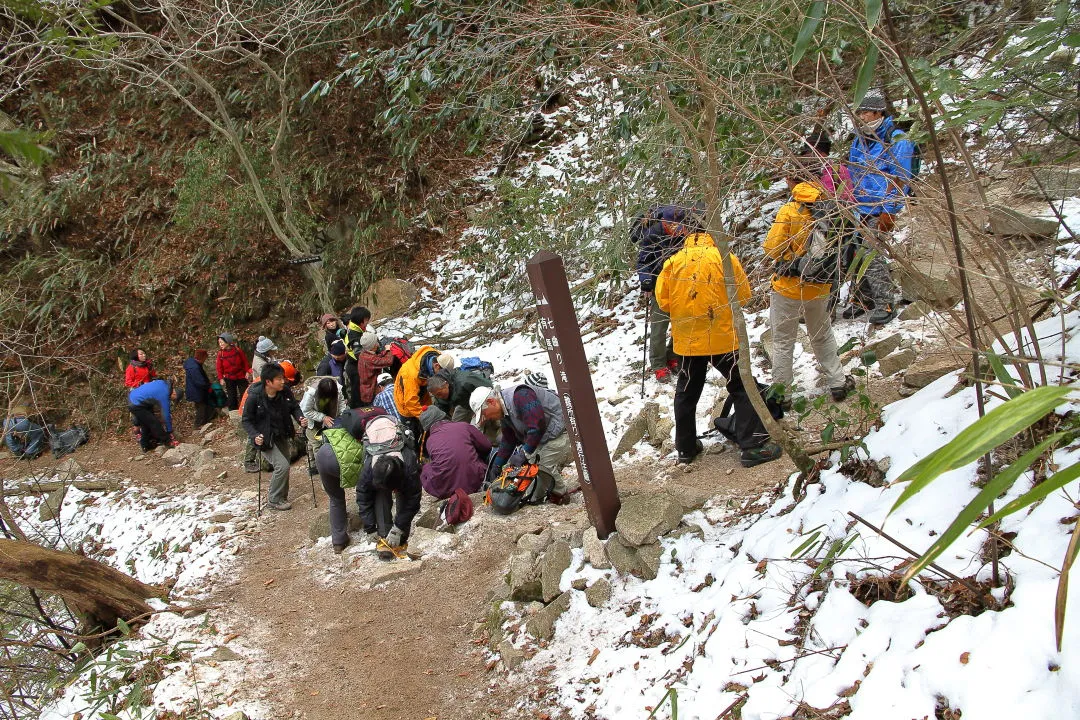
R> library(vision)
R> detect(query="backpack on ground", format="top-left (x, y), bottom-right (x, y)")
top-left (485, 462), bottom-right (540, 516)
top-left (210, 382), bottom-right (228, 409)
top-left (440, 487), bottom-right (474, 525)
top-left (775, 198), bottom-right (858, 285)
top-left (459, 356), bottom-right (495, 377)
top-left (50, 426), bottom-right (89, 459)
top-left (712, 382), bottom-right (784, 444)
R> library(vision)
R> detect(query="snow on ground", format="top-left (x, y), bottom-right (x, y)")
top-left (501, 309), bottom-right (1080, 720)
top-left (6, 475), bottom-right (272, 720)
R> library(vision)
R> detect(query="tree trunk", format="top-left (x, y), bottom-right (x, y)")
top-left (0, 539), bottom-right (166, 634)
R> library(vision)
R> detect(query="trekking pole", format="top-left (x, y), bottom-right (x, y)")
top-left (256, 456), bottom-right (262, 517)
top-left (305, 435), bottom-right (317, 506)
top-left (641, 299), bottom-right (652, 399)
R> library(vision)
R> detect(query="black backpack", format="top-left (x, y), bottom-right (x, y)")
top-left (774, 198), bottom-right (858, 285)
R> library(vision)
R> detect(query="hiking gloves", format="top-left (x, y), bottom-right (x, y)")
top-left (385, 526), bottom-right (404, 548)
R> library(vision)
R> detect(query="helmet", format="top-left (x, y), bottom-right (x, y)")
top-left (279, 360), bottom-right (299, 384)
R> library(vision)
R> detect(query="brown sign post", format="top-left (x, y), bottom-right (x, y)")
top-left (526, 250), bottom-right (620, 538)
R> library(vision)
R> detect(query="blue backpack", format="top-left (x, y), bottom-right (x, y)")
top-left (459, 357), bottom-right (495, 376)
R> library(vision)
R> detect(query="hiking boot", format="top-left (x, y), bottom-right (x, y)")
top-left (377, 547), bottom-right (394, 561)
top-left (333, 538), bottom-right (350, 555)
top-left (740, 442), bottom-right (782, 468)
top-left (677, 439), bottom-right (704, 465)
top-left (266, 500), bottom-right (292, 511)
top-left (868, 303), bottom-right (899, 325)
top-left (830, 376), bottom-right (856, 402)
top-left (244, 461), bottom-right (261, 473)
top-left (655, 367), bottom-right (672, 383)
top-left (841, 304), bottom-right (867, 320)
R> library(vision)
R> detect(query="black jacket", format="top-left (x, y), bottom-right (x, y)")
top-left (241, 381), bottom-right (302, 451)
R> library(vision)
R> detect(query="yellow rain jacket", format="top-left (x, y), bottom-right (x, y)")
top-left (394, 345), bottom-right (437, 419)
top-left (656, 233), bottom-right (751, 357)
top-left (764, 182), bottom-right (831, 302)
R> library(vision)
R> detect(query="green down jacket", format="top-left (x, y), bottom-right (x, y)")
top-left (322, 410), bottom-right (367, 488)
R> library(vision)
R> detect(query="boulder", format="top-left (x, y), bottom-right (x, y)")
top-left (878, 348), bottom-right (916, 377)
top-left (987, 205), bottom-right (1060, 240)
top-left (614, 493), bottom-right (684, 546)
top-left (162, 447), bottom-right (185, 464)
top-left (498, 640), bottom-right (526, 671)
top-left (359, 278), bottom-right (419, 321)
top-left (525, 591), bottom-right (572, 641)
top-left (196, 448), bottom-right (215, 468)
top-left (414, 503), bottom-right (442, 530)
top-left (862, 333), bottom-right (903, 362)
top-left (550, 524), bottom-right (585, 549)
top-left (541, 541), bottom-right (572, 602)
top-left (308, 511), bottom-right (361, 542)
top-left (606, 535), bottom-right (663, 581)
top-left (649, 418), bottom-right (675, 448)
top-left (178, 442), bottom-right (202, 458)
top-left (55, 458), bottom-right (83, 479)
top-left (668, 523), bottom-right (706, 542)
top-left (613, 413), bottom-right (648, 459)
top-left (517, 529), bottom-right (552, 553)
top-left (1020, 167), bottom-right (1080, 200)
top-left (895, 266), bottom-right (961, 310)
top-left (408, 525), bottom-right (461, 555)
top-left (639, 542), bottom-right (663, 580)
top-left (898, 300), bottom-right (932, 321)
top-left (582, 527), bottom-right (610, 570)
top-left (585, 577), bottom-right (613, 608)
top-left (664, 484), bottom-right (714, 512)
top-left (508, 550), bottom-right (543, 602)
top-left (571, 578), bottom-right (588, 591)
top-left (903, 356), bottom-right (963, 388)
top-left (39, 486), bottom-right (67, 521)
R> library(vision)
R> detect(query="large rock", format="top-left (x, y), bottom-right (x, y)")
top-left (517, 529), bottom-right (552, 553)
top-left (862, 333), bottom-right (902, 362)
top-left (308, 511), bottom-right (361, 542)
top-left (525, 591), bottom-right (572, 641)
top-left (895, 266), bottom-right (960, 310)
top-left (613, 413), bottom-right (648, 459)
top-left (899, 300), bottom-right (932, 321)
top-left (541, 541), bottom-right (572, 602)
top-left (987, 205), bottom-right (1060, 241)
top-left (614, 493), bottom-right (684, 546)
top-left (54, 458), bottom-right (83, 479)
top-left (639, 542), bottom-right (664, 580)
top-left (162, 447), bottom-right (185, 464)
top-left (582, 527), bottom-right (610, 570)
top-left (359, 278), bottom-right (419, 321)
top-left (903, 356), bottom-right (963, 388)
top-left (605, 534), bottom-right (662, 580)
top-left (196, 448), bottom-right (215, 468)
top-left (1020, 167), bottom-right (1080, 200)
top-left (414, 503), bottom-right (442, 530)
top-left (508, 550), bottom-right (542, 602)
top-left (649, 418), bottom-right (675, 449)
top-left (585, 578), bottom-right (613, 608)
top-left (498, 639), bottom-right (526, 671)
top-left (39, 486), bottom-right (66, 521)
top-left (878, 348), bottom-right (916, 377)
top-left (664, 484), bottom-right (714, 512)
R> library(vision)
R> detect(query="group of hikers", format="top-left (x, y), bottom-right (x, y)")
top-left (98, 88), bottom-right (918, 557)
top-left (636, 90), bottom-right (915, 468)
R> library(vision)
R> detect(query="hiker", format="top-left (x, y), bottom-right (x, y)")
top-left (764, 168), bottom-right (855, 403)
top-left (469, 383), bottom-right (570, 504)
top-left (314, 408), bottom-right (369, 553)
top-left (320, 313), bottom-right (345, 352)
top-left (183, 349), bottom-right (215, 427)
top-left (124, 348), bottom-right (157, 388)
top-left (418, 406), bottom-right (492, 499)
top-left (251, 336), bottom-right (279, 380)
top-left (355, 411), bottom-right (421, 560)
top-left (394, 346), bottom-right (455, 440)
top-left (315, 339), bottom-right (347, 380)
top-left (428, 367), bottom-right (493, 422)
top-left (216, 333), bottom-right (250, 410)
top-left (372, 372), bottom-right (400, 421)
top-left (342, 306), bottom-right (373, 408)
top-left (844, 88), bottom-right (914, 325)
top-left (301, 376), bottom-right (345, 449)
top-left (655, 213), bottom-right (782, 468)
top-left (797, 129), bottom-right (854, 203)
top-left (382, 336), bottom-right (416, 378)
top-left (241, 362), bottom-right (308, 511)
top-left (129, 378), bottom-right (178, 451)
top-left (241, 359), bottom-right (303, 471)
top-left (356, 332), bottom-right (395, 406)
top-left (633, 204), bottom-right (699, 382)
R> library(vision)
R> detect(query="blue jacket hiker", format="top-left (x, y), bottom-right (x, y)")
top-left (129, 379), bottom-right (176, 451)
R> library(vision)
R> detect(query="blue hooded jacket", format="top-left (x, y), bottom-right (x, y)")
top-left (633, 205), bottom-right (697, 291)
top-left (183, 357), bottom-right (211, 404)
top-left (129, 379), bottom-right (174, 433)
top-left (848, 116), bottom-right (914, 217)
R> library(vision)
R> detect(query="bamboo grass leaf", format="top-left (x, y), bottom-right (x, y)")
top-left (791, 2), bottom-right (826, 66)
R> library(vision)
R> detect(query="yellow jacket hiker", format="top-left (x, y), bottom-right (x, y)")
top-left (655, 232), bottom-right (751, 357)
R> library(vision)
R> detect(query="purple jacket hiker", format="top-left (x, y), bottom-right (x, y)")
top-left (421, 420), bottom-right (492, 500)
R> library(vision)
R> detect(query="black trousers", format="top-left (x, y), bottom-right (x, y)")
top-left (129, 401), bottom-right (171, 450)
top-left (343, 359), bottom-right (362, 409)
top-left (315, 444), bottom-right (351, 547)
top-left (193, 401), bottom-right (215, 427)
top-left (224, 378), bottom-right (248, 411)
top-left (674, 353), bottom-right (768, 454)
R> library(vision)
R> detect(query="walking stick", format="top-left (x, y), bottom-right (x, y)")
top-left (641, 299), bottom-right (652, 399)
top-left (305, 434), bottom-right (318, 506)
top-left (256, 454), bottom-right (262, 517)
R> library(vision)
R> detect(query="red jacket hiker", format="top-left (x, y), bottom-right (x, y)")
top-left (216, 345), bottom-right (250, 381)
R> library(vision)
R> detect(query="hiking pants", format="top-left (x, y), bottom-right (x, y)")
top-left (536, 431), bottom-right (572, 497)
top-left (3, 417), bottom-right (46, 458)
top-left (343, 359), bottom-right (361, 409)
top-left (850, 214), bottom-right (900, 309)
top-left (769, 292), bottom-right (846, 390)
top-left (193, 401), bottom-right (214, 427)
top-left (261, 443), bottom-right (291, 504)
top-left (315, 444), bottom-right (350, 547)
top-left (674, 353), bottom-right (768, 454)
top-left (647, 293), bottom-right (676, 371)
top-left (357, 481), bottom-right (394, 539)
top-left (224, 378), bottom-right (248, 411)
top-left (129, 401), bottom-right (170, 450)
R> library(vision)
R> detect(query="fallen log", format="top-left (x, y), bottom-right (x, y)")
top-left (3, 480), bottom-right (119, 496)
